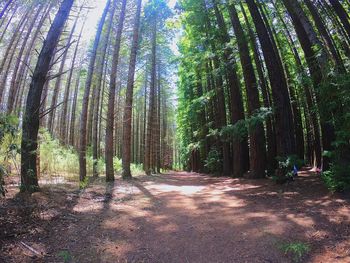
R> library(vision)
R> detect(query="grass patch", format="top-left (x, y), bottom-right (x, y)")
top-left (280, 241), bottom-right (310, 262)
top-left (57, 250), bottom-right (72, 262)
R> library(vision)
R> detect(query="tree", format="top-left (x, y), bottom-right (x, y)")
top-left (79, 0), bottom-right (110, 182)
top-left (246, 0), bottom-right (296, 162)
top-left (20, 0), bottom-right (74, 193)
top-left (121, 0), bottom-right (143, 179)
top-left (227, 2), bottom-right (266, 178)
top-left (105, 0), bottom-right (128, 182)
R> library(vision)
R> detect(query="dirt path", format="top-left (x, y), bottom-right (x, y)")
top-left (1, 171), bottom-right (350, 262)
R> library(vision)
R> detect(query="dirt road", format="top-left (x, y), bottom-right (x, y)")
top-left (1, 171), bottom-right (349, 262)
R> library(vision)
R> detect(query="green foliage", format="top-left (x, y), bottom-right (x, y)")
top-left (322, 163), bottom-right (350, 192)
top-left (280, 241), bottom-right (310, 262)
top-left (79, 177), bottom-right (89, 190)
top-left (131, 163), bottom-right (144, 176)
top-left (204, 147), bottom-right (222, 174)
top-left (274, 155), bottom-right (303, 182)
top-left (318, 73), bottom-right (350, 192)
top-left (0, 114), bottom-right (20, 197)
top-left (113, 157), bottom-right (122, 173)
top-left (40, 129), bottom-right (79, 176)
top-left (220, 108), bottom-right (272, 142)
top-left (57, 250), bottom-right (72, 263)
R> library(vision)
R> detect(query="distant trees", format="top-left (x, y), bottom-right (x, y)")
top-left (5, 0), bottom-right (349, 193)
top-left (0, 0), bottom-right (178, 189)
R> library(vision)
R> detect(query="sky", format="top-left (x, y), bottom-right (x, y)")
top-left (82, 0), bottom-right (178, 45)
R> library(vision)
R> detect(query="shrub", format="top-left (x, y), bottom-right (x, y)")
top-left (40, 129), bottom-right (80, 176)
top-left (280, 241), bottom-right (310, 262)
top-left (271, 155), bottom-right (304, 184)
top-left (204, 147), bottom-right (222, 174)
top-left (113, 157), bottom-right (122, 173)
top-left (0, 114), bottom-right (20, 196)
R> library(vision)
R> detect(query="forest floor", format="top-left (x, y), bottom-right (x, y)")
top-left (1, 170), bottom-right (350, 263)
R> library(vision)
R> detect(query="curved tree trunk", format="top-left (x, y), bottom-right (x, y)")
top-left (21, 0), bottom-right (73, 193)
top-left (227, 3), bottom-right (266, 179)
top-left (246, 0), bottom-right (296, 161)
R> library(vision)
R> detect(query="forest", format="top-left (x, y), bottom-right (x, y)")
top-left (0, 0), bottom-right (350, 262)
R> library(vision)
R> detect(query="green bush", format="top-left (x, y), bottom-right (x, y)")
top-left (322, 162), bottom-right (350, 192)
top-left (0, 114), bottom-right (20, 196)
top-left (113, 157), bottom-right (122, 173)
top-left (271, 155), bottom-right (304, 184)
top-left (131, 163), bottom-right (144, 176)
top-left (40, 129), bottom-right (79, 176)
top-left (204, 147), bottom-right (222, 174)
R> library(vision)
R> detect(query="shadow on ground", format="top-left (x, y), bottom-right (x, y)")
top-left (0, 170), bottom-right (349, 262)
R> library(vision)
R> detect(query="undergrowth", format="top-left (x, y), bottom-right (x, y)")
top-left (280, 241), bottom-right (310, 262)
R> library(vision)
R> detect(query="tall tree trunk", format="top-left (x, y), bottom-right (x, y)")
top-left (121, 0), bottom-right (142, 178)
top-left (227, 3), bottom-right (266, 179)
top-left (0, 4), bottom-right (18, 44)
top-left (329, 0), bottom-right (350, 39)
top-left (305, 0), bottom-right (345, 72)
top-left (20, 0), bottom-right (73, 193)
top-left (208, 1), bottom-right (247, 177)
top-left (105, 0), bottom-right (127, 182)
top-left (60, 6), bottom-right (86, 144)
top-left (282, 0), bottom-right (334, 169)
top-left (144, 17), bottom-right (157, 176)
top-left (7, 3), bottom-right (51, 114)
top-left (69, 62), bottom-right (82, 147)
top-left (79, 0), bottom-right (111, 182)
top-left (246, 0), bottom-right (296, 162)
top-left (6, 4), bottom-right (44, 113)
top-left (48, 20), bottom-right (77, 135)
top-left (241, 4), bottom-right (277, 174)
top-left (92, 0), bottom-right (116, 177)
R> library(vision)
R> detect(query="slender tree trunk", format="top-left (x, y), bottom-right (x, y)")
top-left (0, 0), bottom-right (13, 20)
top-left (79, 0), bottom-right (111, 182)
top-left (69, 62), bottom-right (82, 147)
top-left (208, 1), bottom-right (247, 177)
top-left (0, 4), bottom-right (17, 44)
top-left (7, 4), bottom-right (51, 114)
top-left (48, 20), bottom-right (77, 135)
top-left (60, 7), bottom-right (86, 144)
top-left (145, 17), bottom-right (157, 176)
top-left (305, 0), bottom-right (345, 72)
top-left (105, 0), bottom-right (127, 182)
top-left (92, 0), bottom-right (116, 177)
top-left (6, 5), bottom-right (43, 113)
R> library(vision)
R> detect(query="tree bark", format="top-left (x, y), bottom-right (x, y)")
top-left (246, 0), bottom-right (296, 160)
top-left (227, 3), bottom-right (266, 178)
top-left (20, 0), bottom-right (73, 193)
top-left (105, 0), bottom-right (127, 182)
top-left (329, 0), bottom-right (350, 39)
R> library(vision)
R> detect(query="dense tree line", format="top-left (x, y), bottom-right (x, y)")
top-left (1, 0), bottom-right (349, 194)
top-left (177, 0), bottom-right (350, 190)
top-left (0, 0), bottom-right (178, 192)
